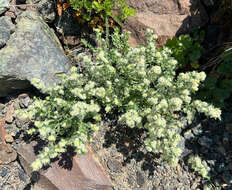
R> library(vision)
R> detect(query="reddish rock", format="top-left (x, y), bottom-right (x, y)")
top-left (125, 0), bottom-right (209, 47)
top-left (5, 102), bottom-right (14, 124)
top-left (17, 142), bottom-right (112, 190)
top-left (0, 143), bottom-right (17, 165)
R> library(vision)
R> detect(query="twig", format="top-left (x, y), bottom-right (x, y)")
top-left (0, 4), bottom-right (40, 8)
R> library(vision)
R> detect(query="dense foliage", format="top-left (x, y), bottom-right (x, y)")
top-left (69, 0), bottom-right (134, 28)
top-left (198, 48), bottom-right (232, 107)
top-left (165, 32), bottom-right (204, 69)
top-left (16, 29), bottom-right (221, 173)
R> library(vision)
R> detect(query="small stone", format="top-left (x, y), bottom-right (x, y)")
top-left (0, 104), bottom-right (5, 111)
top-left (5, 134), bottom-right (14, 143)
top-left (107, 159), bottom-right (122, 172)
top-left (18, 169), bottom-right (28, 182)
top-left (0, 167), bottom-right (9, 177)
top-left (136, 171), bottom-right (145, 187)
top-left (38, 0), bottom-right (56, 23)
top-left (19, 94), bottom-right (30, 108)
top-left (5, 102), bottom-right (15, 124)
top-left (0, 144), bottom-right (17, 164)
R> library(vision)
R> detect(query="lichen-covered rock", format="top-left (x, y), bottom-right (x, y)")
top-left (0, 11), bottom-right (71, 97)
top-left (0, 16), bottom-right (15, 48)
top-left (37, 0), bottom-right (56, 23)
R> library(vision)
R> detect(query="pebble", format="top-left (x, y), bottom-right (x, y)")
top-left (0, 103), bottom-right (5, 111)
top-left (136, 171), bottom-right (145, 187)
top-left (1, 167), bottom-right (9, 177)
top-left (18, 169), bottom-right (28, 182)
top-left (5, 134), bottom-right (14, 143)
top-left (18, 94), bottom-right (30, 108)
top-left (107, 159), bottom-right (122, 172)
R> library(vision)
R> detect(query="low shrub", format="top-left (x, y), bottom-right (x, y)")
top-left (16, 29), bottom-right (221, 173)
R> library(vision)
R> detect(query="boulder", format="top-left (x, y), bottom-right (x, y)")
top-left (0, 11), bottom-right (71, 97)
top-left (125, 0), bottom-right (209, 47)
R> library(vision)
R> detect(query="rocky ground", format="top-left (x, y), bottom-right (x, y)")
top-left (0, 0), bottom-right (232, 190)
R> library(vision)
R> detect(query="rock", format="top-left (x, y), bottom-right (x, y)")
top-left (0, 104), bottom-right (5, 112)
top-left (17, 142), bottom-right (112, 190)
top-left (0, 167), bottom-right (9, 177)
top-left (125, 0), bottom-right (209, 47)
top-left (0, 0), bottom-right (9, 15)
top-left (198, 136), bottom-right (212, 148)
top-left (107, 158), bottom-right (122, 173)
top-left (18, 169), bottom-right (28, 182)
top-left (5, 134), bottom-right (14, 143)
top-left (0, 144), bottom-right (17, 164)
top-left (55, 9), bottom-right (83, 37)
top-left (0, 16), bottom-right (15, 48)
top-left (37, 0), bottom-right (56, 23)
top-left (0, 11), bottom-right (71, 97)
top-left (5, 102), bottom-right (14, 123)
top-left (18, 93), bottom-right (31, 108)
top-left (136, 171), bottom-right (145, 187)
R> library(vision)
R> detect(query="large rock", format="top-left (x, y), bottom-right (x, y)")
top-left (0, 11), bottom-right (71, 97)
top-left (17, 142), bottom-right (112, 190)
top-left (125, 0), bottom-right (209, 47)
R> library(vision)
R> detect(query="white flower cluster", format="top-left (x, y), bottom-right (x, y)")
top-left (119, 110), bottom-right (142, 128)
top-left (169, 97), bottom-right (183, 111)
top-left (193, 100), bottom-right (221, 119)
top-left (188, 155), bottom-right (210, 179)
top-left (70, 101), bottom-right (100, 119)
